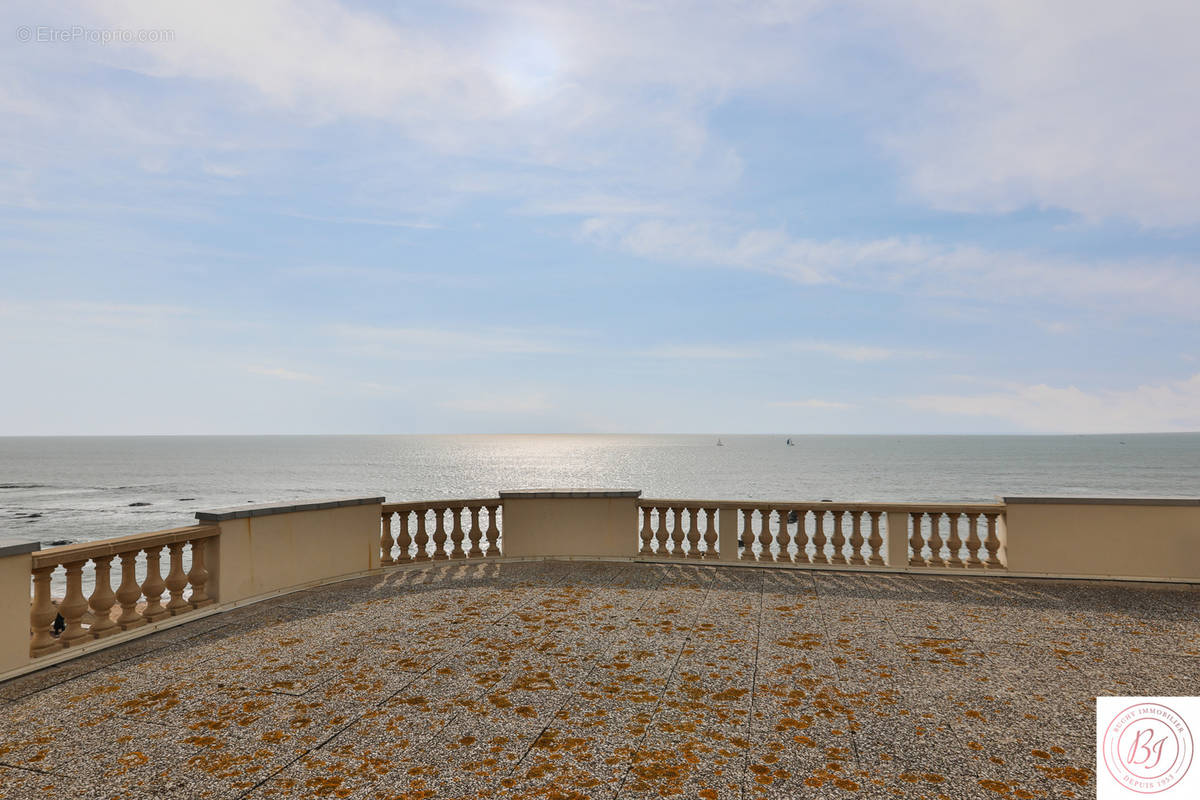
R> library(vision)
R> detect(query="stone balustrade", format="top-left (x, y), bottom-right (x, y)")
top-left (380, 500), bottom-right (502, 562)
top-left (636, 499), bottom-right (1006, 569)
top-left (27, 525), bottom-right (217, 658)
top-left (2, 491), bottom-right (1196, 684)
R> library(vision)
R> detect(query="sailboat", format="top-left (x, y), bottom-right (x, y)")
top-left (716, 438), bottom-right (724, 446)
top-left (786, 438), bottom-right (794, 446)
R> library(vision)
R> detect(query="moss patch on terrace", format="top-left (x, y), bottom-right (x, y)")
top-left (1, 561), bottom-right (1197, 799)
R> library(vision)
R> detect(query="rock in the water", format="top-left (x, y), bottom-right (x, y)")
top-left (48, 539), bottom-right (72, 546)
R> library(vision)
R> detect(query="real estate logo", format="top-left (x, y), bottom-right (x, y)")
top-left (1099, 699), bottom-right (1195, 796)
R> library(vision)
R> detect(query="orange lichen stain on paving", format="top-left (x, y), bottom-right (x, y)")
top-left (1036, 766), bottom-right (1094, 786)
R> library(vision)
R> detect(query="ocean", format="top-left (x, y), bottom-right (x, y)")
top-left (2, 433), bottom-right (1199, 550)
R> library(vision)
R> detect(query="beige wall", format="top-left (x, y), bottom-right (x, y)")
top-left (1004, 498), bottom-right (1200, 580)
top-left (210, 502), bottom-right (382, 604)
top-left (0, 549), bottom-right (33, 674)
top-left (500, 493), bottom-right (639, 558)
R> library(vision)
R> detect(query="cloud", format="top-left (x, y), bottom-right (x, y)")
top-left (907, 373), bottom-right (1200, 433)
top-left (769, 399), bottom-right (855, 410)
top-left (639, 344), bottom-right (757, 360)
top-left (582, 218), bottom-right (1200, 316)
top-left (247, 366), bottom-right (320, 382)
top-left (869, 0), bottom-right (1200, 227)
top-left (326, 324), bottom-right (573, 358)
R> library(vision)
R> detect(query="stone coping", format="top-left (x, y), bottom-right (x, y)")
top-left (1004, 495), bottom-right (1200, 506)
top-left (195, 496), bottom-right (385, 522)
top-left (0, 542), bottom-right (39, 558)
top-left (498, 488), bottom-right (642, 499)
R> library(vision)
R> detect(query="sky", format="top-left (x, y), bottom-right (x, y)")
top-left (1, 1), bottom-right (1198, 435)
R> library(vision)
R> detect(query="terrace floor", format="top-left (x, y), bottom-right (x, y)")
top-left (1, 561), bottom-right (1198, 800)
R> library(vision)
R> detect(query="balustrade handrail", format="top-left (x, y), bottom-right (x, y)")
top-left (638, 498), bottom-right (1006, 513)
top-left (382, 498), bottom-right (497, 513)
top-left (31, 524), bottom-right (220, 568)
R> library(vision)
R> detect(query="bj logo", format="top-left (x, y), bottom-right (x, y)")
top-left (1102, 702), bottom-right (1194, 794)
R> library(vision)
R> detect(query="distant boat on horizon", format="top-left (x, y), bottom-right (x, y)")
top-left (717, 438), bottom-right (724, 446)
top-left (786, 438), bottom-right (794, 446)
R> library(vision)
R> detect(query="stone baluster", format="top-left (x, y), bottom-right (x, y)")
top-left (115, 549), bottom-right (150, 626)
top-left (758, 508), bottom-right (774, 562)
top-left (777, 509), bottom-right (793, 563)
top-left (908, 512), bottom-right (926, 566)
top-left (927, 513), bottom-right (945, 566)
top-left (671, 507), bottom-right (687, 557)
top-left (396, 511), bottom-right (413, 562)
top-left (741, 508), bottom-right (755, 561)
top-left (945, 513), bottom-right (964, 567)
top-left (655, 507), bottom-right (670, 554)
top-left (187, 539), bottom-right (212, 607)
top-left (164, 543), bottom-right (190, 616)
top-left (467, 506), bottom-right (484, 557)
top-left (380, 512), bottom-right (395, 565)
top-left (486, 504), bottom-right (501, 556)
top-left (830, 511), bottom-right (848, 565)
top-left (686, 507), bottom-right (703, 558)
top-left (140, 545), bottom-right (169, 622)
top-left (793, 509), bottom-right (811, 564)
top-left (59, 560), bottom-right (91, 645)
top-left (432, 508), bottom-right (449, 560)
top-left (414, 509), bottom-right (431, 561)
top-left (849, 511), bottom-right (866, 565)
top-left (867, 511), bottom-right (884, 565)
top-left (30, 566), bottom-right (61, 656)
top-left (983, 513), bottom-right (1003, 567)
top-left (639, 506), bottom-right (653, 554)
top-left (811, 510), bottom-right (829, 564)
top-left (449, 506), bottom-right (466, 559)
top-left (702, 508), bottom-right (717, 559)
top-left (87, 555), bottom-right (118, 638)
top-left (964, 514), bottom-right (983, 567)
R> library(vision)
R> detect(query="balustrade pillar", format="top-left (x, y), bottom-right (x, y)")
top-left (485, 504), bottom-right (501, 556)
top-left (467, 506), bottom-right (484, 558)
top-left (87, 555), bottom-right (118, 638)
top-left (164, 543), bottom-right (190, 616)
top-left (793, 510), bottom-right (810, 564)
top-left (397, 512), bottom-right (413, 562)
top-left (849, 512), bottom-right (866, 565)
top-left (777, 508), bottom-right (793, 563)
top-left (758, 508), bottom-right (774, 562)
top-left (639, 506), bottom-right (653, 555)
top-left (830, 511), bottom-right (848, 565)
top-left (965, 514), bottom-right (983, 567)
top-left (187, 539), bottom-right (212, 607)
top-left (686, 507), bottom-right (702, 558)
top-left (946, 513), bottom-right (964, 567)
top-left (449, 506), bottom-right (466, 559)
top-left (671, 507), bottom-right (687, 556)
top-left (867, 511), bottom-right (884, 565)
top-left (115, 549), bottom-right (149, 627)
top-left (741, 508), bottom-right (756, 561)
top-left (30, 566), bottom-right (61, 656)
top-left (59, 560), bottom-right (90, 645)
top-left (927, 513), bottom-right (945, 567)
top-left (655, 508), bottom-right (670, 554)
top-left (983, 513), bottom-right (1003, 567)
top-left (414, 510), bottom-right (430, 561)
top-left (380, 512), bottom-right (395, 565)
top-left (140, 545), bottom-right (169, 622)
top-left (703, 508), bottom-right (717, 559)
top-left (811, 510), bottom-right (828, 564)
top-left (432, 508), bottom-right (449, 560)
top-left (908, 513), bottom-right (926, 567)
